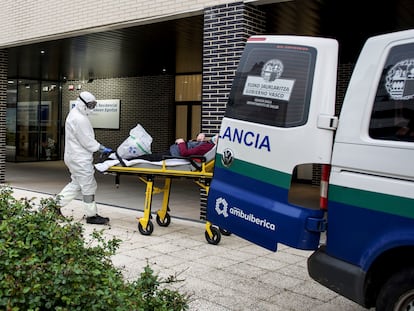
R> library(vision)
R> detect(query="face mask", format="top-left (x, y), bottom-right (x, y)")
top-left (79, 95), bottom-right (97, 110)
top-left (86, 100), bottom-right (97, 109)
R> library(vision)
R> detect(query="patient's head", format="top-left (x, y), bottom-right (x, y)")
top-left (196, 133), bottom-right (205, 141)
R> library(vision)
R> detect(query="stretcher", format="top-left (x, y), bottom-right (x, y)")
top-left (95, 146), bottom-right (225, 245)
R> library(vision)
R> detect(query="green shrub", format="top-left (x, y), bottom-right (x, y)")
top-left (0, 186), bottom-right (190, 311)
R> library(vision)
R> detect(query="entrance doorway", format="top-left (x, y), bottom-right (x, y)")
top-left (175, 74), bottom-right (202, 140)
top-left (6, 79), bottom-right (61, 162)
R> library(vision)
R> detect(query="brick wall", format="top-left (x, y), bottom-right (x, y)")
top-left (202, 2), bottom-right (265, 136)
top-left (200, 2), bottom-right (265, 220)
top-left (0, 50), bottom-right (6, 182)
top-left (61, 75), bottom-right (175, 155)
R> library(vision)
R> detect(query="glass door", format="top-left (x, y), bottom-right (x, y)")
top-left (6, 79), bottom-right (60, 162)
top-left (175, 74), bottom-right (202, 140)
top-left (6, 81), bottom-right (17, 161)
top-left (39, 82), bottom-right (60, 161)
top-left (16, 80), bottom-right (40, 161)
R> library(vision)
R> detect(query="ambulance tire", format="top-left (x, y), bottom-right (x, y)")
top-left (205, 226), bottom-right (221, 245)
top-left (138, 220), bottom-right (154, 235)
top-left (156, 213), bottom-right (171, 227)
top-left (376, 267), bottom-right (414, 311)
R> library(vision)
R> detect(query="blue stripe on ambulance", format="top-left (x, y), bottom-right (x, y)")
top-left (325, 185), bottom-right (414, 270)
top-left (207, 156), bottom-right (324, 251)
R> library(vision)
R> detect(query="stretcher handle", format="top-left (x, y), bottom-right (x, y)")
top-left (115, 151), bottom-right (127, 167)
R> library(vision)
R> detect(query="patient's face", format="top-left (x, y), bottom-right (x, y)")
top-left (196, 133), bottom-right (205, 141)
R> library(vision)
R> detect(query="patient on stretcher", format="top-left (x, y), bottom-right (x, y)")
top-left (137, 133), bottom-right (218, 161)
top-left (95, 133), bottom-right (218, 172)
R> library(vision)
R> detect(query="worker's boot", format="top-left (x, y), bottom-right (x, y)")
top-left (86, 214), bottom-right (110, 225)
top-left (55, 207), bottom-right (63, 217)
top-left (84, 201), bottom-right (110, 225)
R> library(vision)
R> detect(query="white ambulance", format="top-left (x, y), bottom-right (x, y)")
top-left (207, 29), bottom-right (414, 310)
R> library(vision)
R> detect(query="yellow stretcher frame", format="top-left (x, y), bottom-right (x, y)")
top-left (105, 157), bottom-right (224, 245)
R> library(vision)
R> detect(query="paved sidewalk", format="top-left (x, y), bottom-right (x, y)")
top-left (10, 187), bottom-right (369, 311)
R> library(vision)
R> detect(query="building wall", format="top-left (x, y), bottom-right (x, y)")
top-left (0, 0), bottom-right (257, 47)
top-left (202, 2), bottom-right (265, 136)
top-left (0, 50), bottom-right (6, 182)
top-left (61, 75), bottom-right (175, 155)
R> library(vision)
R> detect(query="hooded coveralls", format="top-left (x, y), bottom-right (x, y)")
top-left (57, 92), bottom-right (101, 217)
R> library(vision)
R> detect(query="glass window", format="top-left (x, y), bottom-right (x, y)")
top-left (16, 80), bottom-right (41, 161)
top-left (369, 43), bottom-right (414, 142)
top-left (7, 79), bottom-right (61, 161)
top-left (6, 80), bottom-right (17, 161)
top-left (225, 42), bottom-right (317, 127)
top-left (175, 74), bottom-right (201, 101)
top-left (175, 74), bottom-right (202, 141)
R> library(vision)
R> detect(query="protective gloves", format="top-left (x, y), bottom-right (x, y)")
top-left (99, 145), bottom-right (113, 154)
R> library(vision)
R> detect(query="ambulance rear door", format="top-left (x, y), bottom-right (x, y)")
top-left (207, 35), bottom-right (338, 251)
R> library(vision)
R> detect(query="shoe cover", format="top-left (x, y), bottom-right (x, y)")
top-left (56, 183), bottom-right (80, 207)
top-left (84, 201), bottom-right (98, 217)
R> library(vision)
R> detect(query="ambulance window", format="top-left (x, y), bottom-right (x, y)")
top-left (369, 42), bottom-right (414, 142)
top-left (225, 43), bottom-right (317, 127)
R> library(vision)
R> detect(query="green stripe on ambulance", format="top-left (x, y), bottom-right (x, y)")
top-left (215, 154), bottom-right (291, 190)
top-left (329, 184), bottom-right (414, 219)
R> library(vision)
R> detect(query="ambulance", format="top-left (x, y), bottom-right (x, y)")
top-left (207, 29), bottom-right (414, 310)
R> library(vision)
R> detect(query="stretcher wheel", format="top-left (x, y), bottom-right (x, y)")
top-left (219, 228), bottom-right (232, 236)
top-left (156, 213), bottom-right (171, 227)
top-left (138, 220), bottom-right (154, 235)
top-left (205, 226), bottom-right (221, 245)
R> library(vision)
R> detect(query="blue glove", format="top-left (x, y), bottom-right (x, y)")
top-left (99, 145), bottom-right (113, 154)
top-left (102, 147), bottom-right (113, 154)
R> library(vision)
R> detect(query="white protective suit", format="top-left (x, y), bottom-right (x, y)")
top-left (57, 91), bottom-right (102, 217)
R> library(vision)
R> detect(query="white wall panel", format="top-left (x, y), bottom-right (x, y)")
top-left (0, 0), bottom-right (255, 47)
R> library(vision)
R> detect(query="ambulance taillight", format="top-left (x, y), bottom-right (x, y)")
top-left (320, 164), bottom-right (331, 210)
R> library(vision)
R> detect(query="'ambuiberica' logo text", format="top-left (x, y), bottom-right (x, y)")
top-left (215, 197), bottom-right (276, 231)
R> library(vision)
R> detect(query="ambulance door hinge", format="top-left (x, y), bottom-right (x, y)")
top-left (306, 217), bottom-right (327, 233)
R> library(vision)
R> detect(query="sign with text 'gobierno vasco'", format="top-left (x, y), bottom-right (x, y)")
top-left (70, 99), bottom-right (120, 129)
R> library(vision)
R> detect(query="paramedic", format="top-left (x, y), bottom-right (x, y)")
top-left (56, 91), bottom-right (112, 225)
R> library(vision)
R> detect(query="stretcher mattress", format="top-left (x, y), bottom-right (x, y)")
top-left (95, 145), bottom-right (216, 173)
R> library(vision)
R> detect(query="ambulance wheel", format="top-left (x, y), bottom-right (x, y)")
top-left (205, 226), bottom-right (221, 245)
top-left (156, 213), bottom-right (171, 227)
top-left (138, 220), bottom-right (154, 235)
top-left (219, 228), bottom-right (232, 236)
top-left (376, 267), bottom-right (414, 311)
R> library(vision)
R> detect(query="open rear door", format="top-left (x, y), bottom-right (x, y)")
top-left (207, 35), bottom-right (338, 251)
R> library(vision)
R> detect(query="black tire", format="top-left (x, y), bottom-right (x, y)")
top-left (138, 220), bottom-right (154, 235)
top-left (156, 213), bottom-right (171, 227)
top-left (219, 227), bottom-right (232, 236)
top-left (205, 226), bottom-right (221, 245)
top-left (376, 267), bottom-right (414, 311)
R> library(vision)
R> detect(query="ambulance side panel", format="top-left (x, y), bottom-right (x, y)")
top-left (308, 29), bottom-right (414, 307)
top-left (207, 36), bottom-right (338, 251)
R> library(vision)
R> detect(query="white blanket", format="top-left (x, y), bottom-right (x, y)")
top-left (94, 153), bottom-right (194, 173)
